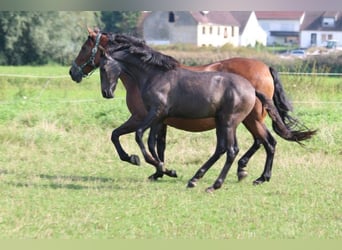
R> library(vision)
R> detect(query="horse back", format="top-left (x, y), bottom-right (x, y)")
top-left (165, 69), bottom-right (255, 119)
top-left (184, 57), bottom-right (274, 99)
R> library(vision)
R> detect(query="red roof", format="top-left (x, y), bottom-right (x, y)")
top-left (256, 11), bottom-right (304, 20)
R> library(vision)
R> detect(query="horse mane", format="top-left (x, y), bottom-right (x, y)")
top-left (107, 33), bottom-right (180, 70)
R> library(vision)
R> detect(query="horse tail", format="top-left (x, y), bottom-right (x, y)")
top-left (269, 66), bottom-right (293, 118)
top-left (255, 90), bottom-right (317, 144)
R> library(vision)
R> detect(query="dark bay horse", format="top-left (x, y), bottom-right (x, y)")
top-left (77, 35), bottom-right (265, 192)
top-left (69, 29), bottom-right (316, 188)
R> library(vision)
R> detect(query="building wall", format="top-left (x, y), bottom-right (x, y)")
top-left (143, 11), bottom-right (172, 45)
top-left (197, 25), bottom-right (239, 47)
top-left (300, 30), bottom-right (342, 48)
top-left (240, 12), bottom-right (267, 46)
top-left (259, 19), bottom-right (301, 45)
top-left (169, 12), bottom-right (198, 44)
top-left (259, 19), bottom-right (301, 32)
top-left (143, 11), bottom-right (200, 45)
top-left (143, 11), bottom-right (239, 47)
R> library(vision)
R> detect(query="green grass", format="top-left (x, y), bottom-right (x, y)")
top-left (0, 66), bottom-right (341, 239)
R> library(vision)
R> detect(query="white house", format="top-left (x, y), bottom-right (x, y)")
top-left (300, 11), bottom-right (342, 48)
top-left (231, 11), bottom-right (267, 46)
top-left (256, 11), bottom-right (305, 46)
top-left (141, 11), bottom-right (240, 47)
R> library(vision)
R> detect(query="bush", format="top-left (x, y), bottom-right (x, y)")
top-left (155, 44), bottom-right (342, 74)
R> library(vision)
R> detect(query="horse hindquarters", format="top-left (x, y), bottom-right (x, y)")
top-left (205, 117), bottom-right (241, 192)
top-left (188, 78), bottom-right (256, 191)
top-left (187, 113), bottom-right (243, 192)
top-left (187, 117), bottom-right (234, 190)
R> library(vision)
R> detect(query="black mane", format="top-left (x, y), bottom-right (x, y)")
top-left (107, 33), bottom-right (179, 70)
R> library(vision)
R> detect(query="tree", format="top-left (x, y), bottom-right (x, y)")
top-left (0, 12), bottom-right (39, 64)
top-left (0, 11), bottom-right (141, 65)
top-left (0, 11), bottom-right (103, 65)
top-left (48, 11), bottom-right (103, 65)
top-left (101, 11), bottom-right (140, 34)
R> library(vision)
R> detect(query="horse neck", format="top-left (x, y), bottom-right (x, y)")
top-left (121, 64), bottom-right (146, 90)
top-left (116, 53), bottom-right (159, 90)
top-left (120, 73), bottom-right (138, 92)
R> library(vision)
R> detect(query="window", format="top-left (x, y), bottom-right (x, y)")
top-left (322, 18), bottom-right (335, 27)
top-left (168, 12), bottom-right (175, 23)
top-left (321, 34), bottom-right (327, 42)
top-left (232, 26), bottom-right (235, 37)
top-left (217, 27), bottom-right (220, 36)
top-left (202, 26), bottom-right (206, 34)
top-left (224, 27), bottom-right (228, 38)
top-left (310, 33), bottom-right (317, 46)
top-left (209, 26), bottom-right (213, 34)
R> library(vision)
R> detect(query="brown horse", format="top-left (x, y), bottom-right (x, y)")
top-left (69, 29), bottom-right (316, 185)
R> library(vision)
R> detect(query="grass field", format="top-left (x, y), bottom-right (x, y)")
top-left (0, 66), bottom-right (341, 239)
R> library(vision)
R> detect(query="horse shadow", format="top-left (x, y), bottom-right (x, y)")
top-left (1, 169), bottom-right (181, 191)
top-left (38, 174), bottom-right (117, 190)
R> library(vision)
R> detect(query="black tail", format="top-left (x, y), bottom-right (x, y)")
top-left (269, 67), bottom-right (293, 118)
top-left (256, 85), bottom-right (317, 144)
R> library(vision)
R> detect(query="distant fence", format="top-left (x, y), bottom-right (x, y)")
top-left (279, 72), bottom-right (342, 76)
top-left (0, 71), bottom-right (341, 78)
top-left (0, 71), bottom-right (341, 105)
top-left (0, 73), bottom-right (70, 79)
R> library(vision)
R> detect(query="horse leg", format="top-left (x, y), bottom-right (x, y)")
top-left (187, 122), bottom-right (227, 188)
top-left (148, 123), bottom-right (162, 161)
top-left (147, 124), bottom-right (177, 178)
top-left (135, 109), bottom-right (167, 180)
top-left (206, 125), bottom-right (239, 193)
top-left (145, 124), bottom-right (165, 180)
top-left (253, 128), bottom-right (277, 185)
top-left (156, 123), bottom-right (167, 163)
top-left (237, 138), bottom-right (262, 181)
top-left (111, 115), bottom-right (142, 166)
top-left (236, 108), bottom-right (268, 181)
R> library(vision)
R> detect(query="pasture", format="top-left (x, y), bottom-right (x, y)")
top-left (0, 66), bottom-right (341, 239)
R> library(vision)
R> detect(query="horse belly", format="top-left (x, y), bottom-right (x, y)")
top-left (164, 117), bottom-right (216, 132)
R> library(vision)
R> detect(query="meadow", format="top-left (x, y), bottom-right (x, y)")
top-left (0, 65), bottom-right (341, 239)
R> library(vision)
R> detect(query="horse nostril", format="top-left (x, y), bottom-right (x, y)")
top-left (102, 90), bottom-right (114, 99)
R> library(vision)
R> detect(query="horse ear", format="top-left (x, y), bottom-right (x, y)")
top-left (87, 27), bottom-right (93, 35)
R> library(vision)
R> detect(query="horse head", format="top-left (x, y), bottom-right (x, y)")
top-left (69, 27), bottom-right (108, 83)
top-left (99, 53), bottom-right (121, 99)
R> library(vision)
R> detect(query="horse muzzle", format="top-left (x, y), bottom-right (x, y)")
top-left (102, 89), bottom-right (114, 99)
top-left (69, 66), bottom-right (83, 83)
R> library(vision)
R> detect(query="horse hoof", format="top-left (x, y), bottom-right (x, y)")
top-left (129, 155), bottom-right (140, 166)
top-left (168, 169), bottom-right (178, 178)
top-left (253, 176), bottom-right (269, 185)
top-left (148, 174), bottom-right (156, 181)
top-left (237, 170), bottom-right (248, 181)
top-left (253, 179), bottom-right (263, 185)
top-left (187, 181), bottom-right (196, 188)
top-left (205, 187), bottom-right (215, 193)
top-left (148, 173), bottom-right (163, 181)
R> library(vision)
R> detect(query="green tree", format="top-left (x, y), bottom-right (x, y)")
top-left (0, 12), bottom-right (38, 64)
top-left (101, 11), bottom-right (140, 34)
top-left (48, 11), bottom-right (103, 65)
top-left (0, 11), bottom-right (103, 65)
top-left (0, 11), bottom-right (141, 65)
